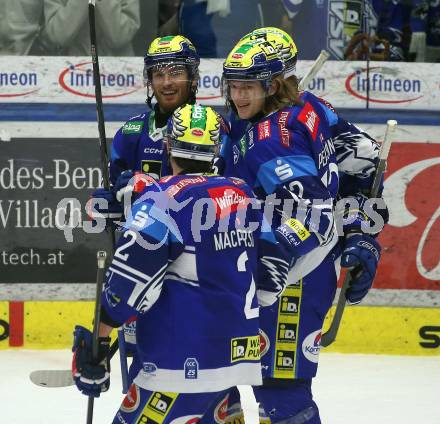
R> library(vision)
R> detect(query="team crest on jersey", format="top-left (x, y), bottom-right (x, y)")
top-left (258, 120), bottom-right (271, 140)
top-left (298, 102), bottom-right (320, 141)
top-left (123, 120), bottom-right (144, 134)
top-left (121, 384), bottom-right (141, 413)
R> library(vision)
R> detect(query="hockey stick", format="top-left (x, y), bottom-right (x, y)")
top-left (86, 251), bottom-right (107, 424)
top-left (29, 338), bottom-right (119, 388)
top-left (298, 50), bottom-right (330, 91)
top-left (321, 119), bottom-right (397, 348)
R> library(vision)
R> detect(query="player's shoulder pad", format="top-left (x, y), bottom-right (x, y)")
top-left (120, 113), bottom-right (148, 136)
top-left (287, 97), bottom-right (332, 141)
top-left (303, 91), bottom-right (339, 126)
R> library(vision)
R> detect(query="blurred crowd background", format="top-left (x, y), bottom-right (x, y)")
top-left (0, 0), bottom-right (438, 62)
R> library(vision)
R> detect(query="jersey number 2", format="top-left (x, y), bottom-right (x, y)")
top-left (237, 251), bottom-right (259, 320)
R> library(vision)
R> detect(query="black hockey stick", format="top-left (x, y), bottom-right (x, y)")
top-left (88, 0), bottom-right (133, 401)
top-left (29, 338), bottom-right (119, 388)
top-left (321, 119), bottom-right (397, 347)
top-left (86, 251), bottom-right (107, 424)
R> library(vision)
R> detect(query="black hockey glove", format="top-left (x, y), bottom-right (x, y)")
top-left (72, 325), bottom-right (111, 397)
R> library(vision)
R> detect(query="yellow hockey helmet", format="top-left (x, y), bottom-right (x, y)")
top-left (239, 27), bottom-right (298, 78)
top-left (167, 104), bottom-right (221, 162)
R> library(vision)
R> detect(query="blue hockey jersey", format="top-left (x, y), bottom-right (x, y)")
top-left (223, 96), bottom-right (339, 269)
top-left (101, 174), bottom-right (290, 392)
top-left (110, 110), bottom-right (171, 184)
top-left (220, 90), bottom-right (381, 237)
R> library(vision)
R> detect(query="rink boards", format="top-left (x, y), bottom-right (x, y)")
top-left (0, 300), bottom-right (439, 356)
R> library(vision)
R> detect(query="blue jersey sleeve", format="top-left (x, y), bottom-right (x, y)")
top-left (245, 104), bottom-right (338, 259)
top-left (101, 188), bottom-right (184, 325)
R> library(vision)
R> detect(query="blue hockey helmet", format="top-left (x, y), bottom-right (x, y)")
top-left (143, 35), bottom-right (200, 85)
top-left (223, 40), bottom-right (285, 87)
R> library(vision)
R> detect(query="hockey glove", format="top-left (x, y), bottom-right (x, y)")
top-left (87, 188), bottom-right (123, 229)
top-left (341, 234), bottom-right (381, 305)
top-left (113, 170), bottom-right (135, 202)
top-left (72, 325), bottom-right (111, 397)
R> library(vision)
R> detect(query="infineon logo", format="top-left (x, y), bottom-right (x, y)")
top-left (58, 61), bottom-right (142, 98)
top-left (0, 71), bottom-right (39, 97)
top-left (345, 67), bottom-right (423, 104)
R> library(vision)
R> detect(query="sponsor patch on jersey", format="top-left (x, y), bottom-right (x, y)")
top-left (302, 330), bottom-right (322, 363)
top-left (142, 362), bottom-right (157, 374)
top-left (277, 111), bottom-right (291, 147)
top-left (285, 218), bottom-right (310, 241)
top-left (207, 186), bottom-right (249, 219)
top-left (275, 350), bottom-right (295, 371)
top-left (123, 120), bottom-right (144, 134)
top-left (184, 357), bottom-right (198, 379)
top-left (259, 329), bottom-right (270, 357)
top-left (231, 336), bottom-right (260, 362)
top-left (279, 295), bottom-right (299, 315)
top-left (191, 128), bottom-right (204, 137)
top-left (277, 323), bottom-right (297, 343)
top-left (139, 392), bottom-right (178, 423)
top-left (297, 102), bottom-right (320, 140)
top-left (141, 160), bottom-right (162, 179)
top-left (167, 176), bottom-right (207, 197)
top-left (258, 120), bottom-right (271, 141)
top-left (121, 384), bottom-right (141, 413)
top-left (214, 393), bottom-right (229, 423)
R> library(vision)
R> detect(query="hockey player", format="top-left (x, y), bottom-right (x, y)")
top-left (90, 34), bottom-right (202, 386)
top-left (219, 38), bottom-right (386, 423)
top-left (93, 34), bottom-right (201, 225)
top-left (72, 104), bottom-right (290, 423)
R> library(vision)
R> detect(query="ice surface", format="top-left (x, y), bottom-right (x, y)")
top-left (0, 350), bottom-right (439, 423)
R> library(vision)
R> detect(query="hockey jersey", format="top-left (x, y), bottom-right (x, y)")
top-left (220, 90), bottom-right (381, 232)
top-left (101, 174), bottom-right (290, 392)
top-left (223, 96), bottom-right (339, 277)
top-left (110, 109), bottom-right (171, 185)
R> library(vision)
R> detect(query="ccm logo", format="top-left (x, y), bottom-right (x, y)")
top-left (419, 326), bottom-right (440, 348)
